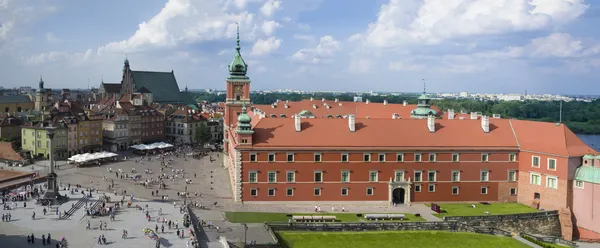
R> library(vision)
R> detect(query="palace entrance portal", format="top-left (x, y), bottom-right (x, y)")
top-left (392, 188), bottom-right (405, 204)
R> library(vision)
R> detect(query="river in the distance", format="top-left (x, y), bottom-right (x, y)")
top-left (577, 134), bottom-right (600, 151)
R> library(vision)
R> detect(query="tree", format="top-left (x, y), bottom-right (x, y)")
top-left (195, 121), bottom-right (212, 147)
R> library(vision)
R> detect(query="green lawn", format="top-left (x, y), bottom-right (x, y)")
top-left (277, 231), bottom-right (530, 248)
top-left (225, 212), bottom-right (426, 223)
top-left (426, 203), bottom-right (537, 218)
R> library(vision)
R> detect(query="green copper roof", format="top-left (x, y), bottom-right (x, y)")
top-left (228, 24), bottom-right (248, 80)
top-left (596, 155), bottom-right (600, 159)
top-left (412, 108), bottom-right (437, 116)
top-left (132, 71), bottom-right (182, 104)
top-left (575, 166), bottom-right (600, 184)
top-left (417, 94), bottom-right (429, 100)
top-left (237, 103), bottom-right (252, 124)
top-left (298, 110), bottom-right (314, 117)
top-left (584, 154), bottom-right (595, 159)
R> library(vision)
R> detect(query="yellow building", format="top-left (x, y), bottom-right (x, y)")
top-left (21, 120), bottom-right (68, 159)
top-left (0, 95), bottom-right (34, 113)
top-left (50, 100), bottom-right (103, 156)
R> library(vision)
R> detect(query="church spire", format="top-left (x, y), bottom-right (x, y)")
top-left (39, 75), bottom-right (44, 89)
top-left (236, 23), bottom-right (241, 52)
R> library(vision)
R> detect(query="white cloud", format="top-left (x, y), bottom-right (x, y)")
top-left (389, 61), bottom-right (425, 71)
top-left (362, 0), bottom-right (589, 48)
top-left (97, 0), bottom-right (257, 53)
top-left (251, 36), bottom-right (281, 56)
top-left (476, 33), bottom-right (600, 59)
top-left (261, 20), bottom-right (281, 36)
top-left (260, 0), bottom-right (281, 17)
top-left (46, 32), bottom-right (61, 43)
top-left (291, 36), bottom-right (340, 64)
top-left (26, 49), bottom-right (93, 65)
top-left (293, 34), bottom-right (314, 42)
top-left (348, 59), bottom-right (373, 74)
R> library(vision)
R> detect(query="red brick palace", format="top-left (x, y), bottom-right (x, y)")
top-left (221, 31), bottom-right (598, 220)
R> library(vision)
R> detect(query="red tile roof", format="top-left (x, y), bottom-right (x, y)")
top-left (0, 142), bottom-right (23, 161)
top-left (252, 99), bottom-right (441, 119)
top-left (249, 118), bottom-right (518, 150)
top-left (511, 120), bottom-right (596, 156)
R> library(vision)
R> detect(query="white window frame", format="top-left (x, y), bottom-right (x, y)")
top-left (452, 153), bottom-right (460, 162)
top-left (396, 153), bottom-right (404, 162)
top-left (268, 188), bottom-right (275, 196)
top-left (286, 188), bottom-right (294, 196)
top-left (451, 171), bottom-right (460, 182)
top-left (341, 170), bottom-right (350, 183)
top-left (341, 153), bottom-right (348, 162)
top-left (414, 153), bottom-right (422, 162)
top-left (366, 187), bottom-right (374, 196)
top-left (429, 153), bottom-right (436, 162)
top-left (286, 171), bottom-right (295, 183)
top-left (532, 156), bottom-right (540, 168)
top-left (267, 171), bottom-right (277, 183)
top-left (287, 153), bottom-right (294, 162)
top-left (378, 153), bottom-right (386, 162)
top-left (428, 171), bottom-right (436, 182)
top-left (481, 186), bottom-right (488, 195)
top-left (452, 186), bottom-right (459, 195)
top-left (510, 188), bottom-right (517, 195)
top-left (314, 188), bottom-right (321, 196)
top-left (341, 188), bottom-right (349, 196)
top-left (369, 171), bottom-right (379, 182)
top-left (530, 173), bottom-right (541, 185)
top-left (250, 188), bottom-right (258, 196)
top-left (428, 184), bottom-right (436, 192)
top-left (249, 153), bottom-right (257, 162)
top-left (314, 171), bottom-right (323, 183)
top-left (481, 153), bottom-right (489, 162)
top-left (546, 176), bottom-right (558, 189)
top-left (547, 158), bottom-right (557, 171)
top-left (363, 153), bottom-right (371, 162)
top-left (249, 171), bottom-right (258, 183)
top-left (575, 180), bottom-right (585, 189)
top-left (414, 184), bottom-right (421, 192)
top-left (314, 152), bottom-right (322, 162)
top-left (414, 171), bottom-right (422, 182)
top-left (509, 153), bottom-right (516, 162)
top-left (480, 170), bottom-right (489, 182)
top-left (394, 170), bottom-right (404, 182)
top-left (268, 153), bottom-right (275, 162)
top-left (508, 170), bottom-right (517, 182)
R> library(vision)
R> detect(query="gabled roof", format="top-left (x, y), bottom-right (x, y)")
top-left (249, 118), bottom-right (518, 149)
top-left (101, 83), bottom-right (121, 94)
top-left (137, 86), bottom-right (152, 93)
top-left (510, 120), bottom-right (596, 156)
top-left (131, 71), bottom-right (181, 103)
top-left (0, 95), bottom-right (32, 103)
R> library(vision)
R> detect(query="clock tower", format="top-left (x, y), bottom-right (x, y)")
top-left (224, 24), bottom-right (251, 153)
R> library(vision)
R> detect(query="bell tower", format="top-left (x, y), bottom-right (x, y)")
top-left (224, 24), bottom-right (251, 153)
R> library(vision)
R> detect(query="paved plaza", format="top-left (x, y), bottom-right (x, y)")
top-left (0, 150), bottom-right (441, 247)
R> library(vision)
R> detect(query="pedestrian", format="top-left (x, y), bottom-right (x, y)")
top-left (42, 235), bottom-right (46, 245)
top-left (176, 229), bottom-right (180, 237)
top-left (161, 224), bottom-right (164, 233)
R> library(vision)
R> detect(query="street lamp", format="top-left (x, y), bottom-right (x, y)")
top-left (243, 223), bottom-right (248, 246)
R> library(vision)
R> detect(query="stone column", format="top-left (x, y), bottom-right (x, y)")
top-left (43, 127), bottom-right (61, 203)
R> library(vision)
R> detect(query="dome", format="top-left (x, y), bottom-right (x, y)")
top-left (238, 111), bottom-right (251, 123)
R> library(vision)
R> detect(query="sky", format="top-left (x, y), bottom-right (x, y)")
top-left (0, 0), bottom-right (599, 94)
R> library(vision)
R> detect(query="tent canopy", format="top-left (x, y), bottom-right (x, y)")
top-left (130, 142), bottom-right (173, 151)
top-left (68, 151), bottom-right (118, 163)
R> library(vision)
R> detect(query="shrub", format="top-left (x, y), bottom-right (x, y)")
top-left (521, 234), bottom-right (557, 248)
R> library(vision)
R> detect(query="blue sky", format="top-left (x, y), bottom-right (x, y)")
top-left (1, 0), bottom-right (599, 94)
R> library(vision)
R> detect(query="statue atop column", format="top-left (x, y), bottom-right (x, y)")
top-left (40, 126), bottom-right (67, 206)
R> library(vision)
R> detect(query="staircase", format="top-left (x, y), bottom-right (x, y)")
top-left (60, 195), bottom-right (90, 220)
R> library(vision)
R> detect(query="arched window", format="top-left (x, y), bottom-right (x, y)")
top-left (236, 95), bottom-right (241, 101)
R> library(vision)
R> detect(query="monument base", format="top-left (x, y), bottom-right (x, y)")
top-left (38, 172), bottom-right (68, 206)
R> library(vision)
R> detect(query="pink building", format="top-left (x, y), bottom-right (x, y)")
top-left (572, 154), bottom-right (600, 240)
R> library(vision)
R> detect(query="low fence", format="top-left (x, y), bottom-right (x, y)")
top-left (443, 210), bottom-right (559, 222)
top-left (267, 221), bottom-right (511, 237)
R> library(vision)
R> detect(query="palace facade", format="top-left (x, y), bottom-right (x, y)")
top-left (222, 29), bottom-right (600, 239)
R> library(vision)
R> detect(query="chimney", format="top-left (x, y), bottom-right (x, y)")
top-left (427, 115), bottom-right (435, 133)
top-left (366, 99), bottom-right (370, 104)
top-left (285, 100), bottom-right (289, 104)
top-left (335, 98), bottom-right (339, 102)
top-left (310, 97), bottom-right (314, 101)
top-left (492, 114), bottom-right (501, 119)
top-left (448, 109), bottom-right (455, 120)
top-left (322, 98), bottom-right (326, 102)
top-left (383, 100), bottom-right (388, 106)
top-left (276, 99), bottom-right (280, 103)
top-left (402, 100), bottom-right (407, 106)
top-left (348, 114), bottom-right (356, 132)
top-left (481, 115), bottom-right (490, 133)
top-left (392, 113), bottom-right (399, 119)
top-left (295, 114), bottom-right (301, 132)
top-left (284, 104), bottom-right (289, 108)
top-left (338, 103), bottom-right (342, 106)
top-left (470, 112), bottom-right (477, 120)
top-left (313, 104), bottom-right (317, 109)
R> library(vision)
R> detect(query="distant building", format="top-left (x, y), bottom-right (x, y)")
top-left (21, 119), bottom-right (68, 159)
top-left (0, 115), bottom-right (23, 141)
top-left (49, 99), bottom-right (103, 156)
top-left (98, 59), bottom-right (196, 106)
top-left (0, 95), bottom-right (34, 113)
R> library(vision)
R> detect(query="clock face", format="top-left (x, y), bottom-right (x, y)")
top-left (234, 86), bottom-right (243, 93)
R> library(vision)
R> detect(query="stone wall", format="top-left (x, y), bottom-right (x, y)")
top-left (444, 211), bottom-right (561, 237)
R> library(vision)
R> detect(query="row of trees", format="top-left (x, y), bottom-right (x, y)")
top-left (193, 92), bottom-right (600, 134)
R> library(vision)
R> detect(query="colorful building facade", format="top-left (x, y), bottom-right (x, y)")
top-left (572, 155), bottom-right (600, 240)
top-left (21, 120), bottom-right (68, 159)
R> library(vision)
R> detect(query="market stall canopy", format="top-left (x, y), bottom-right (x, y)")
top-left (68, 151), bottom-right (118, 163)
top-left (130, 142), bottom-right (173, 150)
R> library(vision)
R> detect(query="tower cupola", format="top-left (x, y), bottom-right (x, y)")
top-left (236, 103), bottom-right (253, 134)
top-left (411, 81), bottom-right (438, 119)
top-left (228, 24), bottom-right (248, 80)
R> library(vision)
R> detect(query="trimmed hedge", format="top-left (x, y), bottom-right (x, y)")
top-left (521, 234), bottom-right (560, 248)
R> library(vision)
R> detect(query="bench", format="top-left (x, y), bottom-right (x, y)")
top-left (292, 215), bottom-right (337, 222)
top-left (364, 214), bottom-right (405, 220)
